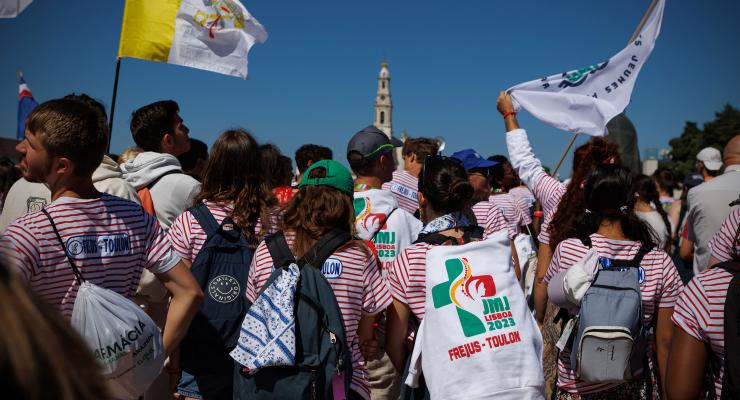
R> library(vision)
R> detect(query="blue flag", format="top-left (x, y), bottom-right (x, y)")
top-left (17, 75), bottom-right (38, 140)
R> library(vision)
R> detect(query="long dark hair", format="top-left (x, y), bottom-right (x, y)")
top-left (281, 167), bottom-right (359, 259)
top-left (549, 137), bottom-right (622, 250)
top-left (629, 174), bottom-right (672, 250)
top-left (572, 165), bottom-right (656, 248)
top-left (194, 129), bottom-right (276, 247)
top-left (418, 156), bottom-right (475, 217)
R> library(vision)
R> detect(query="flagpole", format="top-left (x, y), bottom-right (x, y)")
top-left (108, 58), bottom-right (122, 153)
top-left (550, 0), bottom-right (658, 178)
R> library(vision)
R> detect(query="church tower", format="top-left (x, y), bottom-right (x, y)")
top-left (374, 62), bottom-right (392, 137)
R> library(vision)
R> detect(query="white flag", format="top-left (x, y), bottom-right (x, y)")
top-left (169, 0), bottom-right (267, 79)
top-left (508, 0), bottom-right (665, 136)
top-left (0, 0), bottom-right (33, 18)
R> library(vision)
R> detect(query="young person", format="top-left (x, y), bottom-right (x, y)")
top-left (630, 174), bottom-right (672, 251)
top-left (382, 137), bottom-right (439, 215)
top-left (294, 143), bottom-right (332, 183)
top-left (0, 98), bottom-right (202, 356)
top-left (121, 100), bottom-right (200, 229)
top-left (177, 138), bottom-right (209, 181)
top-left (0, 94), bottom-right (139, 232)
top-left (544, 165), bottom-right (682, 398)
top-left (245, 160), bottom-right (392, 399)
top-left (386, 155), bottom-right (542, 398)
top-left (652, 167), bottom-right (676, 212)
top-left (496, 91), bottom-right (622, 326)
top-left (260, 143), bottom-right (297, 205)
top-left (168, 129), bottom-right (276, 399)
top-left (347, 125), bottom-right (422, 400)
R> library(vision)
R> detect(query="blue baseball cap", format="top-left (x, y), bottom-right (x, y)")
top-left (451, 149), bottom-right (499, 172)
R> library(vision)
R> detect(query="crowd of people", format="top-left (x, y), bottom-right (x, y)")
top-left (0, 90), bottom-right (737, 400)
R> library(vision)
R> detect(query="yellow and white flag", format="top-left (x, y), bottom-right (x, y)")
top-left (118, 0), bottom-right (267, 79)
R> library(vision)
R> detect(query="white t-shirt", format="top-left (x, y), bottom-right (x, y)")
top-left (0, 194), bottom-right (179, 317)
top-left (636, 210), bottom-right (669, 249)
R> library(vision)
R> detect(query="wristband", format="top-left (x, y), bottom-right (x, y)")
top-left (533, 211), bottom-right (544, 218)
top-left (503, 111), bottom-right (517, 119)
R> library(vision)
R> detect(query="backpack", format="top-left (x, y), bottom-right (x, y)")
top-left (137, 170), bottom-right (180, 216)
top-left (569, 237), bottom-right (652, 384)
top-left (404, 228), bottom-right (545, 400)
top-left (179, 203), bottom-right (252, 376)
top-left (233, 229), bottom-right (353, 400)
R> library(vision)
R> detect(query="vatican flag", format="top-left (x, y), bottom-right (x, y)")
top-left (118, 0), bottom-right (268, 79)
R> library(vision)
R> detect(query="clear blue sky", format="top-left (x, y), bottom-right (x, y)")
top-left (1, 0), bottom-right (738, 177)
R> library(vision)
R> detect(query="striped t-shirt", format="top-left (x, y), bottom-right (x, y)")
top-left (382, 170), bottom-right (419, 215)
top-left (489, 193), bottom-right (532, 235)
top-left (544, 234), bottom-right (683, 394)
top-left (672, 267), bottom-right (734, 398)
top-left (0, 194), bottom-right (180, 317)
top-left (506, 129), bottom-right (566, 245)
top-left (246, 232), bottom-right (392, 399)
top-left (167, 201), bottom-right (278, 262)
top-left (472, 201), bottom-right (514, 239)
top-left (709, 208), bottom-right (740, 263)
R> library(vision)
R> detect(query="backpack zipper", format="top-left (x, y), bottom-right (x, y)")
top-left (310, 369), bottom-right (317, 400)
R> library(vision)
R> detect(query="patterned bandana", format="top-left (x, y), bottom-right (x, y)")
top-left (419, 211), bottom-right (472, 235)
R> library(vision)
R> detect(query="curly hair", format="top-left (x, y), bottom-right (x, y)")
top-left (193, 129), bottom-right (277, 248)
top-left (549, 137), bottom-right (622, 251)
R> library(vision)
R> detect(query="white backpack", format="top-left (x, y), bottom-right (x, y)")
top-left (44, 210), bottom-right (165, 399)
top-left (405, 229), bottom-right (544, 400)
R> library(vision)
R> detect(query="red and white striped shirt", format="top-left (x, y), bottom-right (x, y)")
top-left (246, 232), bottom-right (391, 399)
top-left (506, 129), bottom-right (566, 245)
top-left (167, 201), bottom-right (278, 262)
top-left (709, 208), bottom-right (740, 263)
top-left (544, 234), bottom-right (683, 394)
top-left (472, 201), bottom-right (514, 239)
top-left (0, 195), bottom-right (179, 317)
top-left (489, 193), bottom-right (532, 234)
top-left (382, 170), bottom-right (419, 215)
top-left (672, 267), bottom-right (733, 398)
top-left (388, 241), bottom-right (437, 321)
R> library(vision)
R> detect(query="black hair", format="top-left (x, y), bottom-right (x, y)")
top-left (129, 100), bottom-right (179, 152)
top-left (295, 144), bottom-right (332, 173)
top-left (418, 156), bottom-right (474, 215)
top-left (178, 138), bottom-right (208, 172)
top-left (573, 164), bottom-right (657, 248)
top-left (260, 144), bottom-right (293, 188)
top-left (629, 174), bottom-right (672, 249)
top-left (651, 167), bottom-right (676, 195)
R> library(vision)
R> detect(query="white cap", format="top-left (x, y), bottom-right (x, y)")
top-left (697, 147), bottom-right (722, 171)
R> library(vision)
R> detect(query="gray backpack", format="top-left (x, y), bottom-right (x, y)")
top-left (570, 238), bottom-right (652, 384)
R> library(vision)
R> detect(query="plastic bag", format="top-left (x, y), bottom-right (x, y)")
top-left (71, 281), bottom-right (166, 399)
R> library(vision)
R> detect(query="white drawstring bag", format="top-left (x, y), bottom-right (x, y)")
top-left (43, 210), bottom-right (165, 399)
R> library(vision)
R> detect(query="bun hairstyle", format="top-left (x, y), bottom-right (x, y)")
top-left (574, 165), bottom-right (656, 248)
top-left (419, 157), bottom-right (474, 214)
top-left (549, 137), bottom-right (622, 251)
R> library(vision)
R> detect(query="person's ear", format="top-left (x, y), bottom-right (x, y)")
top-left (409, 153), bottom-right (417, 164)
top-left (161, 133), bottom-right (175, 152)
top-left (52, 156), bottom-right (73, 175)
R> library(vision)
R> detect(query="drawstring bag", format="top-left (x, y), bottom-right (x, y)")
top-left (43, 210), bottom-right (166, 399)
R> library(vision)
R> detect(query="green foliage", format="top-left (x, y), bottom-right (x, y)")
top-left (663, 104), bottom-right (739, 180)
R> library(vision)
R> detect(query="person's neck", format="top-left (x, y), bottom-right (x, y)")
top-left (634, 199), bottom-right (653, 213)
top-left (354, 176), bottom-right (382, 190)
top-left (406, 163), bottom-right (422, 177)
top-left (49, 177), bottom-right (101, 201)
top-left (596, 219), bottom-right (628, 241)
top-left (658, 190), bottom-right (670, 198)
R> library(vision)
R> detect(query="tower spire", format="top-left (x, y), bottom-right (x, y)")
top-left (374, 61), bottom-right (392, 137)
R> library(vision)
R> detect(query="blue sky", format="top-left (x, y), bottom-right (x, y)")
top-left (1, 0), bottom-right (738, 177)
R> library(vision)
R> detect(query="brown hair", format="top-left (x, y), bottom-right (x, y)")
top-left (27, 99), bottom-right (107, 177)
top-left (402, 137), bottom-right (440, 161)
top-left (194, 129), bottom-right (277, 247)
top-left (280, 167), bottom-right (359, 259)
top-left (0, 263), bottom-right (110, 399)
top-left (548, 137), bottom-right (622, 250)
top-left (129, 100), bottom-right (179, 152)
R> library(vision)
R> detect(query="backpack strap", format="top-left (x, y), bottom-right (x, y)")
top-left (147, 169), bottom-right (181, 190)
top-left (610, 245), bottom-right (653, 269)
top-left (41, 209), bottom-right (86, 284)
top-left (188, 202), bottom-right (221, 237)
top-left (266, 232), bottom-right (296, 269)
top-left (300, 229), bottom-right (353, 267)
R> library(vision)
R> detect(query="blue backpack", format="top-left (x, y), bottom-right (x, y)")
top-left (233, 229), bottom-right (353, 400)
top-left (180, 203), bottom-right (252, 376)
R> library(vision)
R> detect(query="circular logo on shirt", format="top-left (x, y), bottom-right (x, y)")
top-left (208, 275), bottom-right (241, 303)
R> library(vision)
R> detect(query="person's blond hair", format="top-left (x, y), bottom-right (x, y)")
top-left (0, 264), bottom-right (110, 399)
top-left (117, 146), bottom-right (143, 165)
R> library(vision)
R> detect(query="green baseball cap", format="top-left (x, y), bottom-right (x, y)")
top-left (299, 159), bottom-right (354, 195)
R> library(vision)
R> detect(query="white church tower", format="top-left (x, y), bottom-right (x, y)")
top-left (374, 62), bottom-right (392, 137)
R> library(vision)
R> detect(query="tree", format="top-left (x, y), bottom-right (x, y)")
top-left (663, 104), bottom-right (739, 180)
